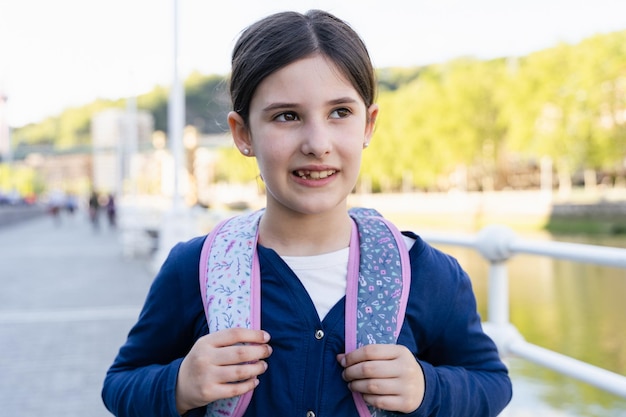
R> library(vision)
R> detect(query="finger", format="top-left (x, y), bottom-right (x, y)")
top-left (342, 360), bottom-right (401, 382)
top-left (213, 374), bottom-right (262, 400)
top-left (214, 342), bottom-right (273, 368)
top-left (209, 328), bottom-right (271, 348)
top-left (220, 359), bottom-right (269, 384)
top-left (341, 344), bottom-right (401, 368)
top-left (347, 377), bottom-right (397, 396)
top-left (361, 389), bottom-right (423, 414)
top-left (361, 393), bottom-right (406, 413)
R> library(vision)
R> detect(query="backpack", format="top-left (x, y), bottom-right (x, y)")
top-left (199, 208), bottom-right (411, 417)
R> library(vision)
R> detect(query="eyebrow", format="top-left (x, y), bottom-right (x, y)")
top-left (328, 97), bottom-right (359, 106)
top-left (262, 102), bottom-right (298, 113)
top-left (261, 97), bottom-right (359, 113)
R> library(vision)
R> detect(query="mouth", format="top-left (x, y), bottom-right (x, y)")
top-left (294, 169), bottom-right (337, 180)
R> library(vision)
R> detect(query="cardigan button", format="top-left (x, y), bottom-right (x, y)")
top-left (314, 329), bottom-right (324, 340)
top-left (306, 411), bottom-right (316, 417)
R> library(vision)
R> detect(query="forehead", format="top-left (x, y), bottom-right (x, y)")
top-left (251, 55), bottom-right (361, 106)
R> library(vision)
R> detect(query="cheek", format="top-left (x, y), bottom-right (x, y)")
top-left (339, 138), bottom-right (365, 160)
top-left (254, 142), bottom-right (287, 175)
top-left (253, 128), bottom-right (293, 161)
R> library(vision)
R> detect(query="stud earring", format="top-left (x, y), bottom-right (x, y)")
top-left (243, 148), bottom-right (250, 155)
top-left (363, 142), bottom-right (369, 148)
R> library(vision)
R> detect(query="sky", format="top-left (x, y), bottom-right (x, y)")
top-left (1, 0), bottom-right (626, 128)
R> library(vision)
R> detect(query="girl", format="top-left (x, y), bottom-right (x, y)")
top-left (102, 10), bottom-right (512, 417)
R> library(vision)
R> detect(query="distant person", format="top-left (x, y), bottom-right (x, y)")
top-left (47, 189), bottom-right (65, 225)
top-left (48, 201), bottom-right (60, 224)
top-left (65, 192), bottom-right (78, 215)
top-left (106, 193), bottom-right (117, 228)
top-left (88, 190), bottom-right (100, 230)
top-left (102, 10), bottom-right (512, 417)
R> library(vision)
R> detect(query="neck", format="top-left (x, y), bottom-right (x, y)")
top-left (258, 206), bottom-right (352, 256)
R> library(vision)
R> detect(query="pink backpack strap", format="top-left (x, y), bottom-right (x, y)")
top-left (199, 209), bottom-right (263, 417)
top-left (346, 208), bottom-right (411, 417)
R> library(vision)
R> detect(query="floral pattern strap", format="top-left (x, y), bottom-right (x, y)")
top-left (347, 207), bottom-right (411, 417)
top-left (199, 209), bottom-right (263, 417)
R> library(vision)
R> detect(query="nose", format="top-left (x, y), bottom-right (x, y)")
top-left (300, 120), bottom-right (332, 158)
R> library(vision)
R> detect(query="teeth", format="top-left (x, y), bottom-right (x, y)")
top-left (296, 170), bottom-right (336, 179)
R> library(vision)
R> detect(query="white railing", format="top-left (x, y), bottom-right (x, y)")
top-left (420, 225), bottom-right (626, 398)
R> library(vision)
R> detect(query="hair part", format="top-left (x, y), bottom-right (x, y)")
top-left (229, 9), bottom-right (376, 124)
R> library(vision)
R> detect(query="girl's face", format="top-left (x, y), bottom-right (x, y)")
top-left (229, 54), bottom-right (378, 218)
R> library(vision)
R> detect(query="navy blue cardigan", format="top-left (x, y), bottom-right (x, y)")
top-left (102, 232), bottom-right (512, 416)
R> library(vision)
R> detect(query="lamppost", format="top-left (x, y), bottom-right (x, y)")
top-left (0, 91), bottom-right (11, 165)
top-left (168, 0), bottom-right (184, 210)
top-left (152, 0), bottom-right (196, 272)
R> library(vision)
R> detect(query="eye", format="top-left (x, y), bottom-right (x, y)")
top-left (274, 112), bottom-right (299, 122)
top-left (330, 108), bottom-right (352, 119)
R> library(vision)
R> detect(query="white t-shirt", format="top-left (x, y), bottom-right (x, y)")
top-left (281, 235), bottom-right (415, 320)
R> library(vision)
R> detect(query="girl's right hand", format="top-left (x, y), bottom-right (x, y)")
top-left (175, 328), bottom-right (272, 415)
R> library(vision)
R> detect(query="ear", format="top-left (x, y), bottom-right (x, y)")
top-left (228, 111), bottom-right (254, 156)
top-left (363, 103), bottom-right (379, 148)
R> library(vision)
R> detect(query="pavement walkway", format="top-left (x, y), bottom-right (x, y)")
top-left (0, 210), bottom-right (157, 416)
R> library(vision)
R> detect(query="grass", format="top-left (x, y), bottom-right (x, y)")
top-left (545, 217), bottom-right (626, 235)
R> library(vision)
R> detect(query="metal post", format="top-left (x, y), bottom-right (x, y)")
top-left (475, 224), bottom-right (516, 325)
top-left (152, 0), bottom-right (194, 272)
top-left (473, 224), bottom-right (523, 355)
top-left (125, 94), bottom-right (138, 195)
top-left (487, 262), bottom-right (509, 325)
top-left (0, 91), bottom-right (11, 164)
top-left (168, 0), bottom-right (185, 209)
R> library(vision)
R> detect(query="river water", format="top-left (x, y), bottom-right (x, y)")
top-left (430, 232), bottom-right (626, 417)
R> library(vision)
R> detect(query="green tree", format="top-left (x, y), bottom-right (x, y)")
top-left (506, 32), bottom-right (626, 191)
top-left (184, 72), bottom-right (230, 134)
top-left (137, 85), bottom-right (169, 133)
top-left (10, 30), bottom-right (626, 192)
top-left (363, 59), bottom-right (508, 191)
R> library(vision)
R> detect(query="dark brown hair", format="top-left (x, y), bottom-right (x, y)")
top-left (229, 9), bottom-right (376, 123)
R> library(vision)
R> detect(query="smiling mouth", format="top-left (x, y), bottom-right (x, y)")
top-left (294, 169), bottom-right (337, 180)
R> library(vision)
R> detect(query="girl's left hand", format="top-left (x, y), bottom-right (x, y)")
top-left (337, 344), bottom-right (425, 414)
